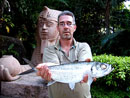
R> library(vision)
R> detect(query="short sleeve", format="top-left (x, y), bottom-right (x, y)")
top-left (43, 46), bottom-right (60, 64)
top-left (77, 43), bottom-right (93, 61)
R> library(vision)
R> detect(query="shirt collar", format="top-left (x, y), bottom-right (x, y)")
top-left (54, 38), bottom-right (77, 50)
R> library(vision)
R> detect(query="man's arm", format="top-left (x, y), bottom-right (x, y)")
top-left (77, 43), bottom-right (93, 62)
top-left (43, 46), bottom-right (60, 64)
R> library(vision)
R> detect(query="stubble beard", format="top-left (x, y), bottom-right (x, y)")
top-left (61, 33), bottom-right (71, 40)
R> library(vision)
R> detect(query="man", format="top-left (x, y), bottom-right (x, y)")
top-left (37, 11), bottom-right (95, 98)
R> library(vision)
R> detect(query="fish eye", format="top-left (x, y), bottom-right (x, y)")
top-left (101, 64), bottom-right (107, 70)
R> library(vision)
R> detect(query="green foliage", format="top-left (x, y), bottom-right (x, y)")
top-left (111, 8), bottom-right (130, 31)
top-left (6, 0), bottom-right (46, 57)
top-left (8, 44), bottom-right (19, 56)
top-left (1, 0), bottom-right (129, 58)
top-left (1, 43), bottom-right (19, 57)
top-left (0, 14), bottom-right (14, 34)
top-left (91, 84), bottom-right (130, 98)
top-left (93, 54), bottom-right (130, 90)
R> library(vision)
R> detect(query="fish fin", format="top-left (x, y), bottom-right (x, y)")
top-left (69, 83), bottom-right (76, 90)
top-left (47, 81), bottom-right (56, 86)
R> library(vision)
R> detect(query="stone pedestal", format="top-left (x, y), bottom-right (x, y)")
top-left (0, 73), bottom-right (48, 98)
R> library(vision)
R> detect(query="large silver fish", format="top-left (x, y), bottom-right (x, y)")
top-left (47, 61), bottom-right (114, 90)
top-left (19, 61), bottom-right (114, 90)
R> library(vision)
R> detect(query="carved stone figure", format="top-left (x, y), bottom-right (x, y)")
top-left (0, 55), bottom-right (29, 80)
top-left (31, 6), bottom-right (61, 66)
top-left (0, 6), bottom-right (61, 81)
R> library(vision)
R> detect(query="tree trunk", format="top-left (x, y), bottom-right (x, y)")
top-left (105, 0), bottom-right (110, 34)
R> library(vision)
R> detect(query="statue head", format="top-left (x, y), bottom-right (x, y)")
top-left (31, 6), bottom-right (61, 65)
top-left (37, 6), bottom-right (61, 40)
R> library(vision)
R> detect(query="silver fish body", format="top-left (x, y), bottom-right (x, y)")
top-left (48, 61), bottom-right (114, 90)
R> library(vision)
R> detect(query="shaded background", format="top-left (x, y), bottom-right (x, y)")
top-left (0, 0), bottom-right (130, 63)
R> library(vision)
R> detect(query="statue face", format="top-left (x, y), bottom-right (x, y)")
top-left (38, 18), bottom-right (58, 40)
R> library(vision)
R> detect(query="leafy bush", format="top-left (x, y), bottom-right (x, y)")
top-left (93, 54), bottom-right (130, 91)
top-left (91, 84), bottom-right (130, 98)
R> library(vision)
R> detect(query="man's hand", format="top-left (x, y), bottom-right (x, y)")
top-left (36, 63), bottom-right (56, 81)
top-left (81, 74), bottom-right (88, 83)
top-left (81, 58), bottom-right (96, 83)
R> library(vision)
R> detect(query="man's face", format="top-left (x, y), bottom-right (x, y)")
top-left (57, 15), bottom-right (76, 40)
top-left (38, 18), bottom-right (58, 40)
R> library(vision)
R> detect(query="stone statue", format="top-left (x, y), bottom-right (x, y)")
top-left (31, 6), bottom-right (61, 66)
top-left (0, 6), bottom-right (61, 81)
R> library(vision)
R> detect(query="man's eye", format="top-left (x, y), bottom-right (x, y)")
top-left (67, 22), bottom-right (72, 26)
top-left (59, 23), bottom-right (64, 26)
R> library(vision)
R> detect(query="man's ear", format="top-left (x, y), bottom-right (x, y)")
top-left (73, 25), bottom-right (77, 32)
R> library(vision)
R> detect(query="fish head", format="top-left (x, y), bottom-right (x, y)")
top-left (91, 62), bottom-right (114, 78)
